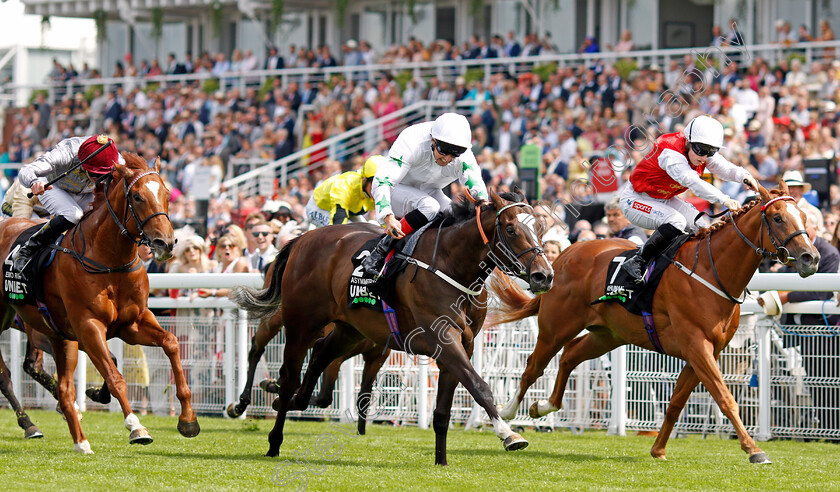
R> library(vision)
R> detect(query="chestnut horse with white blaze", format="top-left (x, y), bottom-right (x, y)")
top-left (0, 152), bottom-right (199, 454)
top-left (491, 183), bottom-right (818, 464)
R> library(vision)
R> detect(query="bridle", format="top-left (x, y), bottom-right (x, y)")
top-left (473, 198), bottom-right (545, 278)
top-left (728, 195), bottom-right (806, 263)
top-left (56, 168), bottom-right (170, 274)
top-left (103, 169), bottom-right (171, 248)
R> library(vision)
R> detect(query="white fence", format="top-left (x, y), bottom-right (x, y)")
top-left (1, 273), bottom-right (839, 441)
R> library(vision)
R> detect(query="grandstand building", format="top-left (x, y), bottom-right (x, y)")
top-left (16, 0), bottom-right (840, 78)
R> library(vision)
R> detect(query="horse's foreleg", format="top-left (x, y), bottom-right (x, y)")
top-left (0, 348), bottom-right (43, 438)
top-left (228, 315), bottom-right (282, 418)
top-left (50, 338), bottom-right (90, 454)
top-left (312, 359), bottom-right (341, 408)
top-left (357, 346), bottom-right (389, 435)
top-left (537, 330), bottom-right (623, 418)
top-left (123, 310), bottom-right (199, 438)
top-left (289, 325), bottom-right (363, 411)
top-left (500, 329), bottom-right (569, 420)
top-left (685, 340), bottom-right (770, 464)
top-left (425, 323), bottom-right (528, 456)
top-left (267, 329), bottom-right (313, 457)
top-left (430, 364), bottom-right (459, 466)
top-left (21, 338), bottom-right (59, 399)
top-left (650, 363), bottom-right (700, 460)
top-left (77, 320), bottom-right (153, 445)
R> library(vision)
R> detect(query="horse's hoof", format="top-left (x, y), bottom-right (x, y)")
top-left (74, 440), bottom-right (94, 455)
top-left (749, 452), bottom-right (772, 464)
top-left (266, 448), bottom-right (280, 457)
top-left (528, 401), bottom-right (542, 419)
top-left (24, 426), bottom-right (44, 439)
top-left (503, 433), bottom-right (529, 451)
top-left (260, 378), bottom-right (280, 394)
top-left (226, 403), bottom-right (243, 419)
top-left (129, 427), bottom-right (153, 445)
top-left (177, 419), bottom-right (201, 438)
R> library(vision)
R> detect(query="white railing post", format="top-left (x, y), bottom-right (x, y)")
top-left (9, 329), bottom-right (21, 399)
top-left (608, 345), bottom-right (627, 436)
top-left (418, 355), bottom-right (429, 429)
top-left (237, 308), bottom-right (249, 419)
top-left (756, 318), bottom-right (772, 441)
top-left (339, 356), bottom-right (355, 423)
top-left (75, 351), bottom-right (87, 412)
top-left (224, 309), bottom-right (235, 416)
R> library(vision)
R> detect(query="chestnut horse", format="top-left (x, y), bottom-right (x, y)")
top-left (491, 184), bottom-right (819, 464)
top-left (231, 190), bottom-right (554, 464)
top-left (0, 152), bottom-right (199, 454)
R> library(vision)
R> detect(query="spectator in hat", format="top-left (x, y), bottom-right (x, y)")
top-left (13, 135), bottom-right (122, 270)
top-left (783, 170), bottom-right (823, 229)
top-left (746, 119), bottom-right (766, 148)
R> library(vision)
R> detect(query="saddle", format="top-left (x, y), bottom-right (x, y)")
top-left (347, 222), bottom-right (433, 311)
top-left (592, 234), bottom-right (690, 316)
top-left (3, 224), bottom-right (64, 305)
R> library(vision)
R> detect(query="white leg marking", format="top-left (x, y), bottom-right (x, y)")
top-left (74, 440), bottom-right (94, 455)
top-left (124, 413), bottom-right (143, 432)
top-left (536, 399), bottom-right (559, 417)
top-left (490, 417), bottom-right (516, 440)
top-left (498, 397), bottom-right (521, 420)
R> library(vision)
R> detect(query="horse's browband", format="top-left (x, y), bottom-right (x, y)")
top-left (760, 196), bottom-right (795, 211)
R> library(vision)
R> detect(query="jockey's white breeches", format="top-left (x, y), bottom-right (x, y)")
top-left (619, 182), bottom-right (710, 233)
top-left (389, 185), bottom-right (450, 221)
top-left (39, 187), bottom-right (93, 223)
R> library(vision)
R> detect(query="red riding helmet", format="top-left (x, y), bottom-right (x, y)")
top-left (78, 135), bottom-right (118, 174)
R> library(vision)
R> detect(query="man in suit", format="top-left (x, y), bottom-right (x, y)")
top-left (505, 31), bottom-right (521, 57)
top-left (265, 47), bottom-right (284, 70)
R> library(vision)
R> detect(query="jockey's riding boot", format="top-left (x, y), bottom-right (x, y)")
top-left (620, 222), bottom-right (684, 284)
top-left (13, 216), bottom-right (74, 272)
top-left (361, 235), bottom-right (394, 277)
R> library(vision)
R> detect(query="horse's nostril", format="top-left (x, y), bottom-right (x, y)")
top-left (801, 253), bottom-right (813, 264)
top-left (532, 272), bottom-right (545, 283)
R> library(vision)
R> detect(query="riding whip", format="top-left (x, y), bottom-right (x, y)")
top-left (27, 137), bottom-right (114, 198)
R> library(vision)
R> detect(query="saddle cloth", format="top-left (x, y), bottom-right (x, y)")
top-left (347, 222), bottom-right (433, 311)
top-left (591, 234), bottom-right (690, 316)
top-left (3, 224), bottom-right (64, 306)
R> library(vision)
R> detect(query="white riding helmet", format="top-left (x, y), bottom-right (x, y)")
top-left (430, 113), bottom-right (472, 150)
top-left (684, 115), bottom-right (724, 149)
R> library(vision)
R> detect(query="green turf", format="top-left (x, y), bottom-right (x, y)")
top-left (0, 409), bottom-right (837, 491)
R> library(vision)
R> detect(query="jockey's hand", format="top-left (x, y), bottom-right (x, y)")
top-left (384, 214), bottom-right (405, 239)
top-left (722, 198), bottom-right (741, 211)
top-left (743, 175), bottom-right (759, 191)
top-left (30, 181), bottom-right (51, 195)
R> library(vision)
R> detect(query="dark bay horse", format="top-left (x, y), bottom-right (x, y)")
top-left (0, 320), bottom-right (113, 439)
top-left (231, 190), bottom-right (554, 464)
top-left (0, 153), bottom-right (199, 454)
top-left (225, 305), bottom-right (390, 436)
top-left (491, 184), bottom-right (818, 464)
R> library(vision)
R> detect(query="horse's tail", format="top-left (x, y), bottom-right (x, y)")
top-left (229, 237), bottom-right (300, 320)
top-left (488, 270), bottom-right (541, 324)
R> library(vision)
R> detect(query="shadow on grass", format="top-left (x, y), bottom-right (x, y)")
top-left (449, 447), bottom-right (646, 463)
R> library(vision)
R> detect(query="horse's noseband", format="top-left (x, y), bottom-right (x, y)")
top-left (105, 170), bottom-right (170, 247)
top-left (730, 195), bottom-right (807, 263)
top-left (481, 202), bottom-right (545, 278)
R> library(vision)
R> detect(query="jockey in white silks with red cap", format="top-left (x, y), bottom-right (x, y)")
top-left (619, 115), bottom-right (759, 283)
top-left (12, 135), bottom-right (121, 271)
top-left (361, 113), bottom-right (488, 276)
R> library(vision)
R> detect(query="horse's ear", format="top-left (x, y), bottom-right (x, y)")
top-left (512, 185), bottom-right (527, 202)
top-left (489, 187), bottom-right (503, 208)
top-left (778, 177), bottom-right (790, 196)
top-left (153, 156), bottom-right (161, 173)
top-left (757, 182), bottom-right (771, 202)
top-left (112, 163), bottom-right (129, 180)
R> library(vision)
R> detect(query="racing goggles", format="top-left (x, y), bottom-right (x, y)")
top-left (690, 142), bottom-right (719, 157)
top-left (433, 138), bottom-right (467, 158)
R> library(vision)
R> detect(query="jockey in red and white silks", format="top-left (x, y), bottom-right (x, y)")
top-left (619, 115), bottom-right (759, 283)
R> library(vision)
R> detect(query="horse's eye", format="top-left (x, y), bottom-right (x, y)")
top-left (773, 215), bottom-right (783, 224)
top-left (506, 225), bottom-right (516, 236)
top-left (133, 193), bottom-right (143, 202)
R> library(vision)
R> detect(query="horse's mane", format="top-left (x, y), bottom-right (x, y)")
top-left (692, 189), bottom-right (782, 239)
top-left (90, 151), bottom-right (149, 210)
top-left (433, 190), bottom-right (526, 227)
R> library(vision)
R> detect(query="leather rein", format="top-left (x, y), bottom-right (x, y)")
top-left (54, 169), bottom-right (170, 274)
top-left (677, 195), bottom-right (806, 303)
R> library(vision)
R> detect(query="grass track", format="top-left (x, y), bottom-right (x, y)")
top-left (0, 409), bottom-right (837, 491)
